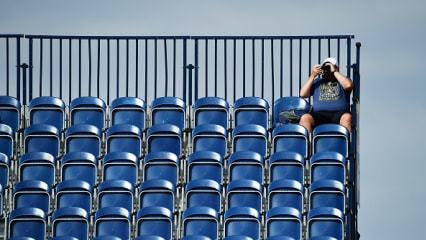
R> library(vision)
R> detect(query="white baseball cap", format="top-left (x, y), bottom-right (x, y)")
top-left (322, 57), bottom-right (338, 66)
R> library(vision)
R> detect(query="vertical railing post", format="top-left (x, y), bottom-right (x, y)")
top-left (186, 64), bottom-right (195, 106)
top-left (20, 63), bottom-right (29, 105)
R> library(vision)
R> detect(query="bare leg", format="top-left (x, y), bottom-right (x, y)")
top-left (340, 112), bottom-right (352, 132)
top-left (299, 113), bottom-right (315, 133)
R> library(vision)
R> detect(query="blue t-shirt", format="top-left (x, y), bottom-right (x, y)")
top-left (311, 77), bottom-right (351, 111)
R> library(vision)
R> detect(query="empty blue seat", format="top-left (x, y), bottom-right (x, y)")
top-left (8, 207), bottom-right (47, 240)
top-left (150, 96), bottom-right (186, 129)
top-left (143, 151), bottom-right (180, 185)
top-left (139, 179), bottom-right (175, 212)
top-left (60, 152), bottom-right (98, 188)
top-left (269, 151), bottom-right (305, 185)
top-left (272, 124), bottom-right (309, 159)
top-left (0, 152), bottom-right (10, 189)
top-left (64, 124), bottom-right (102, 158)
top-left (182, 206), bottom-right (219, 240)
top-left (13, 180), bottom-right (50, 213)
top-left (102, 152), bottom-right (139, 185)
top-left (28, 96), bottom-right (66, 130)
top-left (193, 96), bottom-right (229, 129)
top-left (55, 180), bottom-right (93, 214)
top-left (187, 151), bottom-right (223, 184)
top-left (105, 124), bottom-right (143, 158)
top-left (232, 124), bottom-right (268, 157)
top-left (309, 180), bottom-right (346, 214)
top-left (307, 207), bottom-right (344, 239)
top-left (310, 152), bottom-right (346, 184)
top-left (0, 123), bottom-right (14, 159)
top-left (0, 95), bottom-right (21, 133)
top-left (233, 97), bottom-right (269, 129)
top-left (97, 180), bottom-right (134, 214)
top-left (226, 179), bottom-right (263, 212)
top-left (224, 207), bottom-right (261, 240)
top-left (94, 207), bottom-right (131, 240)
top-left (110, 96), bottom-right (146, 130)
top-left (273, 96), bottom-right (311, 126)
top-left (228, 151), bottom-right (264, 185)
top-left (313, 123), bottom-right (350, 158)
top-left (192, 124), bottom-right (228, 156)
top-left (267, 179), bottom-right (304, 213)
top-left (51, 207), bottom-right (90, 240)
top-left (136, 206), bottom-right (173, 240)
top-left (23, 124), bottom-right (60, 158)
top-left (146, 123), bottom-right (182, 157)
top-left (69, 96), bottom-right (106, 130)
top-left (18, 152), bottom-right (56, 189)
top-left (265, 207), bottom-right (302, 239)
top-left (185, 179), bottom-right (222, 212)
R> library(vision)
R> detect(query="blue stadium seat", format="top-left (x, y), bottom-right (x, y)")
top-left (105, 124), bottom-right (143, 158)
top-left (136, 206), bottom-right (173, 240)
top-left (182, 206), bottom-right (219, 240)
top-left (313, 123), bottom-right (350, 158)
top-left (110, 96), bottom-right (146, 130)
top-left (228, 151), bottom-right (264, 185)
top-left (55, 180), bottom-right (93, 214)
top-left (64, 124), bottom-right (102, 158)
top-left (309, 180), bottom-right (346, 214)
top-left (232, 124), bottom-right (268, 157)
top-left (0, 152), bottom-right (10, 189)
top-left (97, 180), bottom-right (134, 214)
top-left (28, 96), bottom-right (66, 131)
top-left (146, 123), bottom-right (182, 157)
top-left (0, 95), bottom-right (21, 133)
top-left (143, 151), bottom-right (180, 185)
top-left (51, 207), bottom-right (90, 240)
top-left (187, 151), bottom-right (223, 184)
top-left (18, 152), bottom-right (56, 189)
top-left (185, 179), bottom-right (222, 212)
top-left (310, 151), bottom-right (346, 184)
top-left (193, 96), bottom-right (229, 129)
top-left (69, 96), bottom-right (106, 130)
top-left (139, 179), bottom-right (175, 212)
top-left (60, 152), bottom-right (98, 188)
top-left (226, 179), bottom-right (263, 212)
top-left (273, 96), bottom-right (311, 126)
top-left (192, 124), bottom-right (228, 156)
top-left (267, 179), bottom-right (304, 213)
top-left (233, 96), bottom-right (269, 129)
top-left (265, 207), bottom-right (302, 239)
top-left (150, 96), bottom-right (186, 129)
top-left (307, 207), bottom-right (344, 239)
top-left (224, 207), bottom-right (261, 240)
top-left (269, 151), bottom-right (305, 185)
top-left (23, 124), bottom-right (60, 158)
top-left (0, 124), bottom-right (14, 159)
top-left (94, 207), bottom-right (131, 240)
top-left (7, 207), bottom-right (47, 240)
top-left (272, 124), bottom-right (309, 159)
top-left (13, 180), bottom-right (50, 213)
top-left (102, 152), bottom-right (139, 185)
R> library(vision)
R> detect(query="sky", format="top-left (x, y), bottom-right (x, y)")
top-left (1, 0), bottom-right (426, 239)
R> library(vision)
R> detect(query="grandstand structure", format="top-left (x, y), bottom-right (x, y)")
top-left (0, 34), bottom-right (361, 239)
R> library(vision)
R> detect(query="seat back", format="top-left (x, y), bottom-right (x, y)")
top-left (139, 179), bottom-right (175, 212)
top-left (150, 96), bottom-right (186, 129)
top-left (269, 151), bottom-right (305, 185)
top-left (13, 180), bottom-right (50, 213)
top-left (143, 151), bottom-right (180, 185)
top-left (18, 152), bottom-right (56, 188)
top-left (265, 207), bottom-right (302, 239)
top-left (51, 207), bottom-right (90, 240)
top-left (0, 152), bottom-right (10, 189)
top-left (310, 152), bottom-right (346, 184)
top-left (28, 96), bottom-right (66, 130)
top-left (232, 124), bottom-right (268, 157)
top-left (136, 206), bottom-right (173, 240)
top-left (61, 152), bottom-right (98, 188)
top-left (187, 151), bottom-right (223, 184)
top-left (182, 206), bottom-right (219, 240)
top-left (309, 180), bottom-right (346, 214)
top-left (272, 124), bottom-right (309, 159)
top-left (64, 124), bottom-right (102, 158)
top-left (268, 179), bottom-right (304, 212)
top-left (55, 180), bottom-right (93, 214)
top-left (97, 180), bottom-right (134, 213)
top-left (146, 124), bottom-right (182, 157)
top-left (102, 152), bottom-right (139, 185)
top-left (70, 96), bottom-right (106, 130)
top-left (224, 207), bottom-right (261, 240)
top-left (105, 124), bottom-right (143, 158)
top-left (94, 207), bottom-right (131, 240)
top-left (313, 124), bottom-right (349, 158)
top-left (23, 124), bottom-right (60, 158)
top-left (307, 207), bottom-right (344, 239)
top-left (228, 151), bottom-right (264, 185)
top-left (0, 123), bottom-right (14, 159)
top-left (0, 95), bottom-right (21, 133)
top-left (185, 179), bottom-right (222, 212)
top-left (193, 96), bottom-right (229, 129)
top-left (233, 97), bottom-right (269, 129)
top-left (192, 124), bottom-right (228, 156)
top-left (110, 96), bottom-right (146, 130)
top-left (226, 179), bottom-right (263, 212)
top-left (8, 207), bottom-right (47, 239)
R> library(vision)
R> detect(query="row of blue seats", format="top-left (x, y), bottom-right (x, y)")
top-left (4, 205), bottom-right (348, 240)
top-left (0, 95), bottom-right (313, 133)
